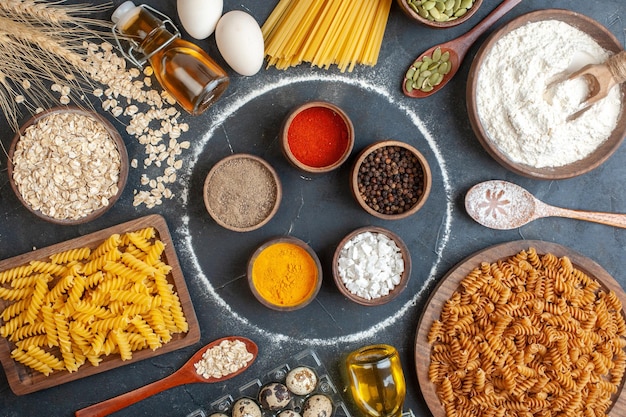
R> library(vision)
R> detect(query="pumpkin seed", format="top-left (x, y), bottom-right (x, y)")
top-left (422, 1), bottom-right (436, 10)
top-left (460, 0), bottom-right (473, 9)
top-left (435, 1), bottom-right (446, 12)
top-left (432, 47), bottom-right (442, 62)
top-left (405, 79), bottom-right (414, 93)
top-left (454, 8), bottom-right (467, 17)
top-left (429, 7), bottom-right (441, 19)
top-left (405, 45), bottom-right (453, 93)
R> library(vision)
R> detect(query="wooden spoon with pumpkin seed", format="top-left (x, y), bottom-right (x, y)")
top-left (402, 0), bottom-right (522, 98)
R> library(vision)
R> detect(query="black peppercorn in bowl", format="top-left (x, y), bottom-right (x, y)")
top-left (350, 140), bottom-right (431, 220)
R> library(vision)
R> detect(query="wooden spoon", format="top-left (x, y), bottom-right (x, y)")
top-left (74, 336), bottom-right (258, 417)
top-left (402, 0), bottom-right (522, 98)
top-left (567, 50), bottom-right (626, 121)
top-left (465, 180), bottom-right (626, 230)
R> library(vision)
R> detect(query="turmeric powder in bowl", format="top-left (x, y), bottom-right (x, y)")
top-left (247, 237), bottom-right (322, 311)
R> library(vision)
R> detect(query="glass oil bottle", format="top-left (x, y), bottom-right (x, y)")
top-left (111, 1), bottom-right (229, 115)
top-left (345, 344), bottom-right (406, 417)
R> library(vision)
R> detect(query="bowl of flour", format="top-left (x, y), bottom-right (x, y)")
top-left (467, 9), bottom-right (626, 179)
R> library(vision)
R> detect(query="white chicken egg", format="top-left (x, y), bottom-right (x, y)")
top-left (177, 0), bottom-right (223, 40)
top-left (215, 10), bottom-right (264, 76)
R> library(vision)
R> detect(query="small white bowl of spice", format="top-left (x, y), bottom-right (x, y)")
top-left (7, 107), bottom-right (128, 225)
top-left (332, 226), bottom-right (411, 306)
top-left (203, 153), bottom-right (282, 232)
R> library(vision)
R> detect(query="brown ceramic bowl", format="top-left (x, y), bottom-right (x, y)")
top-left (203, 154), bottom-right (282, 232)
top-left (467, 9), bottom-right (626, 180)
top-left (281, 101), bottom-right (355, 174)
top-left (7, 107), bottom-right (128, 225)
top-left (350, 140), bottom-right (431, 220)
top-left (332, 226), bottom-right (411, 306)
top-left (397, 0), bottom-right (483, 28)
top-left (247, 236), bottom-right (322, 311)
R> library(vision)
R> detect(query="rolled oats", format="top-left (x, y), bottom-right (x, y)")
top-left (12, 112), bottom-right (121, 220)
top-left (194, 339), bottom-right (254, 380)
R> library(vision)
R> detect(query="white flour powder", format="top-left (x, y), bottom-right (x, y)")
top-left (476, 20), bottom-right (622, 168)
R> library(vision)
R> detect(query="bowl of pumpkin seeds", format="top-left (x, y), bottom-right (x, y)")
top-left (397, 0), bottom-right (483, 28)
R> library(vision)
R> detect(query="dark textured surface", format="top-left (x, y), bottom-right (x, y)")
top-left (0, 0), bottom-right (625, 416)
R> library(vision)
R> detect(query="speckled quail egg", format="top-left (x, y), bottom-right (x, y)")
top-left (302, 394), bottom-right (333, 417)
top-left (258, 382), bottom-right (292, 410)
top-left (278, 410), bottom-right (302, 417)
top-left (232, 398), bottom-right (262, 417)
top-left (285, 366), bottom-right (318, 396)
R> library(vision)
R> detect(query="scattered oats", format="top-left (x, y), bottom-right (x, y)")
top-left (59, 95), bottom-right (70, 105)
top-left (179, 141), bottom-right (190, 149)
top-left (61, 85), bottom-right (71, 96)
top-left (51, 83), bottom-right (62, 93)
top-left (83, 42), bottom-right (194, 208)
top-left (15, 95), bottom-right (25, 104)
top-left (111, 106), bottom-right (123, 117)
top-left (21, 80), bottom-right (31, 89)
top-left (131, 158), bottom-right (138, 168)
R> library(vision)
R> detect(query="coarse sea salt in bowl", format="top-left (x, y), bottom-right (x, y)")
top-left (467, 9), bottom-right (626, 180)
top-left (332, 226), bottom-right (411, 306)
top-left (7, 106), bottom-right (128, 225)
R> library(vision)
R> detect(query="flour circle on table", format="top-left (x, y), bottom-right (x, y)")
top-left (178, 73), bottom-right (452, 347)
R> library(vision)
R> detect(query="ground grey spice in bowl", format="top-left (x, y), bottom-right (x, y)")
top-left (203, 154), bottom-right (282, 232)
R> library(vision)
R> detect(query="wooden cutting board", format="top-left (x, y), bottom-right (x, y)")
top-left (0, 214), bottom-right (200, 395)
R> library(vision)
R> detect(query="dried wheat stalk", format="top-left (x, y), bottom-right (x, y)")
top-left (0, 0), bottom-right (112, 134)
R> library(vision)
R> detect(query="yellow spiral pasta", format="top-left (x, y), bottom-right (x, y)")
top-left (50, 247), bottom-right (92, 265)
top-left (0, 226), bottom-right (188, 376)
top-left (0, 264), bottom-right (34, 284)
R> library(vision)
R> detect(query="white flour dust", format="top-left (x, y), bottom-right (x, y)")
top-left (177, 73), bottom-right (453, 347)
top-left (476, 20), bottom-right (622, 168)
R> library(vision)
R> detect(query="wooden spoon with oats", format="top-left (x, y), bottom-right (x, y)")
top-left (74, 336), bottom-right (257, 417)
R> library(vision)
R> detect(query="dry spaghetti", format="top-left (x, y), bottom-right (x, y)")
top-left (262, 0), bottom-right (392, 72)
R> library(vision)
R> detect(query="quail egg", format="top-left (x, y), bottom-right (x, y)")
top-left (278, 411), bottom-right (302, 417)
top-left (259, 382), bottom-right (292, 410)
top-left (285, 366), bottom-right (318, 396)
top-left (232, 398), bottom-right (262, 417)
top-left (302, 394), bottom-right (333, 417)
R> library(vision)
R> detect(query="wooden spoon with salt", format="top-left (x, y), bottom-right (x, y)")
top-left (74, 336), bottom-right (258, 417)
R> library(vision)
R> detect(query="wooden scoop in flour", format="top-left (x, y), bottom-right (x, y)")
top-left (567, 50), bottom-right (626, 121)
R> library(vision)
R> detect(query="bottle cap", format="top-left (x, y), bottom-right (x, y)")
top-left (111, 1), bottom-right (138, 25)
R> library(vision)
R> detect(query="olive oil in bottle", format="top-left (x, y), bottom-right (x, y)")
top-left (346, 344), bottom-right (406, 417)
top-left (111, 1), bottom-right (229, 115)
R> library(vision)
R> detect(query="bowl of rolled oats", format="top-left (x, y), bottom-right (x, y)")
top-left (7, 107), bottom-right (128, 225)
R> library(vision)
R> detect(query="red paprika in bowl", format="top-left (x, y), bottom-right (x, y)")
top-left (281, 101), bottom-right (354, 174)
